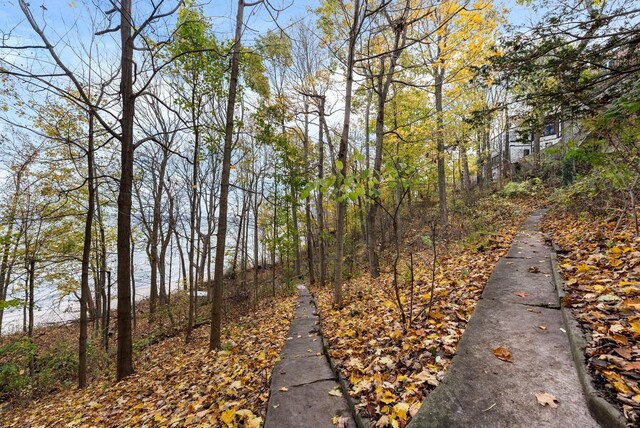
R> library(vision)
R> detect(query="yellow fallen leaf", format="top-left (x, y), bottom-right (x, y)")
top-left (221, 409), bottom-right (236, 426)
top-left (609, 247), bottom-right (622, 256)
top-left (380, 390), bottom-right (396, 404)
top-left (576, 264), bottom-right (592, 272)
top-left (393, 402), bottom-right (410, 420)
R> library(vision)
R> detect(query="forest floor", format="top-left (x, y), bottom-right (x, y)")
top-left (0, 294), bottom-right (296, 427)
top-left (544, 208), bottom-right (640, 425)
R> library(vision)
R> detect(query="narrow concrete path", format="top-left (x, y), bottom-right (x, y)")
top-left (264, 285), bottom-right (356, 428)
top-left (409, 210), bottom-right (600, 428)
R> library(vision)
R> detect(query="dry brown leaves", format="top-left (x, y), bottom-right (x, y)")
top-left (543, 210), bottom-right (640, 424)
top-left (314, 198), bottom-right (536, 427)
top-left (0, 296), bottom-right (296, 428)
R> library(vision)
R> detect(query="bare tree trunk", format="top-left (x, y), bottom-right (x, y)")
top-left (131, 237), bottom-right (136, 332)
top-left (96, 188), bottom-right (109, 349)
top-left (291, 187), bottom-right (301, 278)
top-left (27, 259), bottom-right (35, 337)
top-left (187, 115), bottom-right (200, 342)
top-left (483, 130), bottom-right (492, 185)
top-left (210, 0), bottom-right (246, 350)
top-left (271, 182), bottom-right (278, 296)
top-left (333, 0), bottom-right (362, 308)
top-left (116, 0), bottom-right (135, 380)
top-left (253, 179), bottom-right (263, 302)
top-left (435, 65), bottom-right (448, 227)
top-left (461, 145), bottom-right (471, 191)
top-left (79, 109), bottom-right (96, 388)
top-left (476, 134), bottom-right (484, 188)
top-left (317, 98), bottom-right (327, 287)
top-left (149, 151), bottom-right (168, 321)
top-left (365, 7), bottom-right (408, 278)
top-left (303, 101), bottom-right (316, 285)
top-left (502, 94), bottom-right (511, 179)
top-left (366, 81), bottom-right (383, 278)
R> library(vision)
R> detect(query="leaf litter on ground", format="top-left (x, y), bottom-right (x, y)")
top-left (313, 196), bottom-right (542, 426)
top-left (544, 209), bottom-right (640, 425)
top-left (0, 295), bottom-right (296, 427)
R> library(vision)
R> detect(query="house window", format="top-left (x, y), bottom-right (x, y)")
top-left (543, 122), bottom-right (557, 137)
top-left (523, 149), bottom-right (530, 156)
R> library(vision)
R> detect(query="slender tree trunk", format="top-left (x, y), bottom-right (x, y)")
top-left (363, 88), bottom-right (372, 247)
top-left (253, 179), bottom-right (262, 303)
top-left (131, 238), bottom-right (136, 332)
top-left (149, 153), bottom-right (168, 320)
top-left (365, 11), bottom-right (407, 278)
top-left (303, 102), bottom-right (315, 284)
top-left (272, 182), bottom-right (278, 296)
top-left (210, 0), bottom-right (245, 350)
top-left (27, 259), bottom-right (35, 337)
top-left (173, 225), bottom-right (187, 291)
top-left (461, 145), bottom-right (471, 191)
top-left (366, 77), bottom-right (384, 278)
top-left (187, 121), bottom-right (200, 342)
top-left (333, 0), bottom-right (361, 308)
top-left (502, 95), bottom-right (511, 179)
top-left (291, 187), bottom-right (301, 278)
top-left (435, 66), bottom-right (448, 227)
top-left (232, 205), bottom-right (245, 275)
top-left (105, 270), bottom-right (111, 351)
top-left (79, 109), bottom-right (96, 388)
top-left (317, 98), bottom-right (326, 287)
top-left (96, 189), bottom-right (108, 350)
top-left (22, 275), bottom-right (27, 334)
top-left (476, 133), bottom-right (484, 188)
top-left (483, 129), bottom-right (492, 182)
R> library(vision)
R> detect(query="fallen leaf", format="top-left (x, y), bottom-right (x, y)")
top-left (279, 387), bottom-right (289, 392)
top-left (492, 346), bottom-right (513, 362)
top-left (516, 292), bottom-right (529, 297)
top-left (393, 402), bottom-right (410, 420)
top-left (536, 392), bottom-right (558, 408)
top-left (613, 347), bottom-right (632, 359)
top-left (221, 409), bottom-right (236, 425)
top-left (328, 386), bottom-right (343, 397)
top-left (334, 416), bottom-right (350, 427)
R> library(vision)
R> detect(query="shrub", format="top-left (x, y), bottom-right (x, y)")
top-left (0, 337), bottom-right (78, 400)
top-left (500, 178), bottom-right (543, 198)
top-left (551, 164), bottom-right (635, 215)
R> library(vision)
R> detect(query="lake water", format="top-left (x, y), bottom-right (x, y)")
top-left (1, 250), bottom-right (183, 335)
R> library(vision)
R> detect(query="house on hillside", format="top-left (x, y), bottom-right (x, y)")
top-left (490, 116), bottom-right (578, 179)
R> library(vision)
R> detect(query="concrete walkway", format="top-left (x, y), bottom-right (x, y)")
top-left (264, 285), bottom-right (355, 428)
top-left (409, 210), bottom-right (600, 428)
